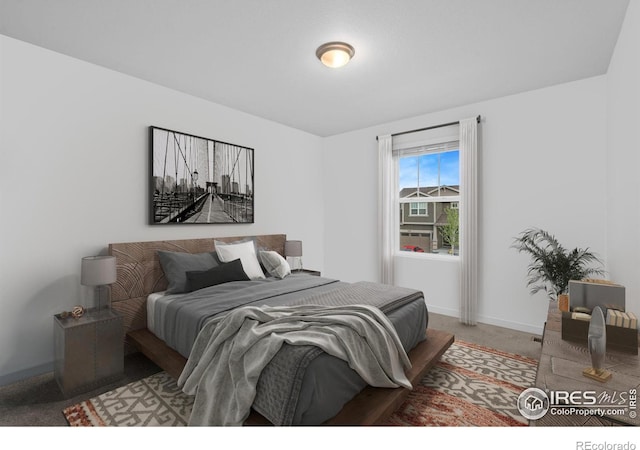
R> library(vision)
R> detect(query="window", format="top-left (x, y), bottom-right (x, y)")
top-left (378, 117), bottom-right (478, 319)
top-left (409, 202), bottom-right (427, 216)
top-left (398, 141), bottom-right (460, 256)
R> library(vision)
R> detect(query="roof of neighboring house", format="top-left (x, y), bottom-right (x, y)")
top-left (400, 185), bottom-right (460, 198)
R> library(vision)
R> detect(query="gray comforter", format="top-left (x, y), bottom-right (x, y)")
top-left (162, 275), bottom-right (342, 357)
top-left (159, 274), bottom-right (426, 425)
top-left (178, 304), bottom-right (412, 426)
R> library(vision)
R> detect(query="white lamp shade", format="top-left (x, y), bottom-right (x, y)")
top-left (284, 240), bottom-right (302, 257)
top-left (81, 256), bottom-right (117, 286)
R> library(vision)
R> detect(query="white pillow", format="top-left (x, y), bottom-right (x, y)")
top-left (214, 240), bottom-right (265, 280)
top-left (259, 251), bottom-right (291, 279)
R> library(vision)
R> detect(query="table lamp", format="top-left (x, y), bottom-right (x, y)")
top-left (81, 255), bottom-right (117, 310)
top-left (284, 240), bottom-right (303, 272)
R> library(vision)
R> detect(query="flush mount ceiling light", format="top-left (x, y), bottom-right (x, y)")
top-left (316, 41), bottom-right (355, 68)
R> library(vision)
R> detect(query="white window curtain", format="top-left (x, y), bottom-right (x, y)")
top-left (377, 135), bottom-right (397, 285)
top-left (459, 117), bottom-right (478, 325)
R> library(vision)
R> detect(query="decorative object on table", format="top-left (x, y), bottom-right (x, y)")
top-left (606, 309), bottom-right (638, 328)
top-left (58, 305), bottom-right (86, 320)
top-left (561, 311), bottom-right (638, 355)
top-left (558, 294), bottom-right (570, 313)
top-left (284, 240), bottom-right (303, 272)
top-left (569, 279), bottom-right (625, 313)
top-left (511, 228), bottom-right (605, 310)
top-left (571, 312), bottom-right (591, 322)
top-left (561, 278), bottom-right (638, 354)
top-left (150, 126), bottom-right (254, 225)
top-left (583, 306), bottom-right (612, 382)
top-left (81, 255), bottom-right (117, 310)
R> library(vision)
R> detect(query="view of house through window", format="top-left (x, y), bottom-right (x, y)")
top-left (398, 141), bottom-right (460, 255)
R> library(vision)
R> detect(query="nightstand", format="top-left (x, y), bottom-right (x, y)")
top-left (296, 269), bottom-right (321, 276)
top-left (54, 308), bottom-right (124, 396)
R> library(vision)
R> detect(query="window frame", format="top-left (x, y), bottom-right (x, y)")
top-left (395, 134), bottom-right (461, 260)
top-left (409, 201), bottom-right (428, 217)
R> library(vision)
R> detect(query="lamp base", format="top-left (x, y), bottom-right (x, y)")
top-left (582, 367), bottom-right (612, 383)
top-left (287, 256), bottom-right (303, 272)
top-left (95, 285), bottom-right (112, 310)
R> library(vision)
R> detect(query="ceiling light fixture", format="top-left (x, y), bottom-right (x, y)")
top-left (316, 41), bottom-right (355, 68)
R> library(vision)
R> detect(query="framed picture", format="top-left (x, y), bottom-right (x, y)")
top-left (150, 126), bottom-right (254, 224)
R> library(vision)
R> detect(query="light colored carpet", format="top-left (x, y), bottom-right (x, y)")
top-left (428, 312), bottom-right (542, 361)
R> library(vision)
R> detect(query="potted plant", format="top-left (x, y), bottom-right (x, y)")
top-left (511, 228), bottom-right (605, 311)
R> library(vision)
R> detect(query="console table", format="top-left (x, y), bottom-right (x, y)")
top-left (532, 302), bottom-right (639, 426)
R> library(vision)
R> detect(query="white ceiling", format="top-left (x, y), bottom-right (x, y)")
top-left (0, 0), bottom-right (630, 137)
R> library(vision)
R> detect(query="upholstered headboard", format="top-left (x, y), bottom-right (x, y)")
top-left (108, 234), bottom-right (286, 336)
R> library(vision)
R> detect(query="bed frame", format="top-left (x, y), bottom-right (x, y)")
top-left (108, 234), bottom-right (454, 426)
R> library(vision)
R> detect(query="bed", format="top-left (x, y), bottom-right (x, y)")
top-left (108, 234), bottom-right (454, 425)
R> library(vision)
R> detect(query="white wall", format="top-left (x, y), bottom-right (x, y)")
top-left (2, 15), bottom-right (630, 384)
top-left (0, 36), bottom-right (324, 384)
top-left (606, 0), bottom-right (640, 318)
top-left (323, 76), bottom-right (608, 335)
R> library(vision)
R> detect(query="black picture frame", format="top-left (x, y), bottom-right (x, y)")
top-left (150, 126), bottom-right (254, 225)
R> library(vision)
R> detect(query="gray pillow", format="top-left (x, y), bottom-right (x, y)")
top-left (259, 250), bottom-right (291, 279)
top-left (158, 250), bottom-right (219, 294)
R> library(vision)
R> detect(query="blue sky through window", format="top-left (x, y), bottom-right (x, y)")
top-left (399, 150), bottom-right (460, 190)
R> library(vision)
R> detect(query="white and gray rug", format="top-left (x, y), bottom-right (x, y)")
top-left (64, 340), bottom-right (538, 426)
top-left (64, 371), bottom-right (192, 426)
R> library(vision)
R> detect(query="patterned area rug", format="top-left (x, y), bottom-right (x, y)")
top-left (63, 371), bottom-right (192, 426)
top-left (63, 340), bottom-right (537, 427)
top-left (384, 340), bottom-right (538, 426)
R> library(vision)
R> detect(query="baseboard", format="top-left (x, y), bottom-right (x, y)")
top-left (425, 304), bottom-right (460, 318)
top-left (0, 361), bottom-right (53, 388)
top-left (477, 314), bottom-right (544, 336)
top-left (427, 304), bottom-right (544, 336)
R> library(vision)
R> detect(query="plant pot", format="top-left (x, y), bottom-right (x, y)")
top-left (558, 294), bottom-right (569, 312)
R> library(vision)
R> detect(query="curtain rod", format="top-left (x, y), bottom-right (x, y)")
top-left (376, 115), bottom-right (481, 141)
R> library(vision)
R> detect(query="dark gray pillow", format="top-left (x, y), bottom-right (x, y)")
top-left (158, 250), bottom-right (219, 294)
top-left (185, 259), bottom-right (250, 292)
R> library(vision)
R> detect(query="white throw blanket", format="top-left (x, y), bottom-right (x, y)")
top-left (177, 304), bottom-right (412, 426)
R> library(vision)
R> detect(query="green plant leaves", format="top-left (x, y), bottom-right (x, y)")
top-left (511, 228), bottom-right (605, 300)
